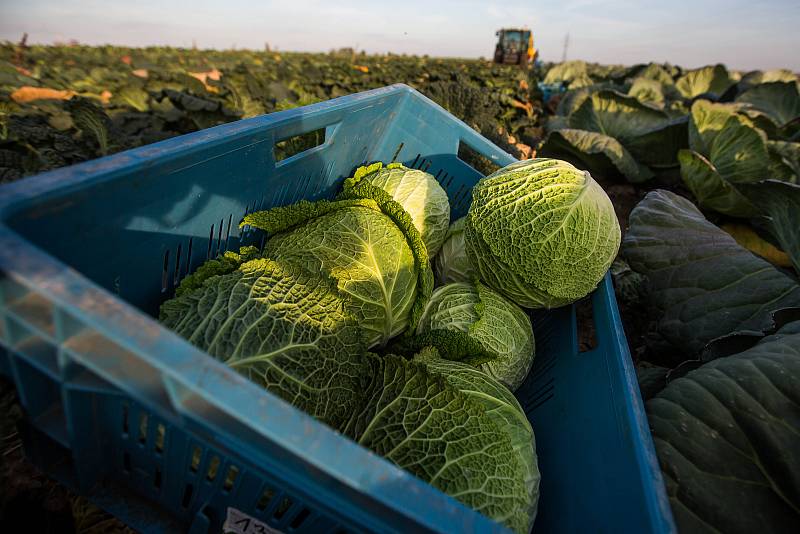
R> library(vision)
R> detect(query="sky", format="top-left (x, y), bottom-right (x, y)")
top-left (1, 0), bottom-right (799, 71)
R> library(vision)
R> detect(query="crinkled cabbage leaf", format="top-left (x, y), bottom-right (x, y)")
top-left (356, 162), bottom-right (450, 256)
top-left (415, 348), bottom-right (540, 529)
top-left (434, 217), bottom-right (477, 285)
top-left (416, 281), bottom-right (535, 390)
top-left (242, 196), bottom-right (432, 348)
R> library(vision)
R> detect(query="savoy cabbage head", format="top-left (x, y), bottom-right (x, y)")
top-left (160, 257), bottom-right (534, 533)
top-left (243, 195), bottom-right (432, 348)
top-left (434, 217), bottom-right (477, 286)
top-left (160, 257), bottom-right (369, 428)
top-left (465, 158), bottom-right (620, 309)
top-left (415, 281), bottom-right (534, 391)
top-left (354, 162), bottom-right (451, 256)
top-left (415, 348), bottom-right (540, 530)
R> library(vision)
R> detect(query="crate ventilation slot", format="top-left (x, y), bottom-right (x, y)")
top-left (206, 224), bottom-right (215, 260)
top-left (274, 128), bottom-right (326, 163)
top-left (161, 250), bottom-right (170, 293)
top-left (390, 142), bottom-right (404, 162)
top-left (458, 140), bottom-right (501, 176)
top-left (173, 243), bottom-right (183, 286)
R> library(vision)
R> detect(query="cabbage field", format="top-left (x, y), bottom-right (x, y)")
top-left (1, 42), bottom-right (799, 533)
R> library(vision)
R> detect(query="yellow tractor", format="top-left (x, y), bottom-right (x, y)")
top-left (493, 28), bottom-right (537, 67)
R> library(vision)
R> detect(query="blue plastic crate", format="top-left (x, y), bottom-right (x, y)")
top-left (0, 84), bottom-right (675, 533)
top-left (537, 82), bottom-right (567, 105)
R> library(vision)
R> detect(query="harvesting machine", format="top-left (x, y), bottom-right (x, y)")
top-left (493, 28), bottom-right (537, 66)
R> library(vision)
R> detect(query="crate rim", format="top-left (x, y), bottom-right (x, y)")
top-left (0, 84), bottom-right (415, 217)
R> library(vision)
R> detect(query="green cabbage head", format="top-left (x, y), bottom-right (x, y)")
top-left (465, 158), bottom-right (620, 308)
top-left (415, 348), bottom-right (540, 531)
top-left (434, 217), bottom-right (476, 285)
top-left (242, 196), bottom-right (432, 349)
top-left (416, 281), bottom-right (534, 391)
top-left (353, 162), bottom-right (450, 256)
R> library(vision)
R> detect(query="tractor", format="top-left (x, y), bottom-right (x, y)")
top-left (493, 28), bottom-right (537, 67)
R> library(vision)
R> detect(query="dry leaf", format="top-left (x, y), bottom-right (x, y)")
top-left (509, 98), bottom-right (534, 117)
top-left (188, 68), bottom-right (222, 91)
top-left (14, 65), bottom-right (32, 76)
top-left (353, 65), bottom-right (369, 73)
top-left (519, 79), bottom-right (529, 91)
top-left (131, 69), bottom-right (148, 78)
top-left (515, 143), bottom-right (535, 159)
top-left (11, 86), bottom-right (76, 103)
top-left (99, 90), bottom-right (112, 103)
top-left (188, 68), bottom-right (221, 83)
top-left (120, 55), bottom-right (132, 65)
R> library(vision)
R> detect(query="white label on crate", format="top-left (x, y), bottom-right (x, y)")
top-left (223, 508), bottom-right (284, 534)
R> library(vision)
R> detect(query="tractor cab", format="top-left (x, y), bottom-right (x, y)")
top-left (494, 28), bottom-right (536, 66)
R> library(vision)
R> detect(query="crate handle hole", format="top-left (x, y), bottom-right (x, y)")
top-left (154, 467), bottom-right (162, 489)
top-left (121, 403), bottom-right (129, 436)
top-left (185, 237), bottom-right (194, 276)
top-left (457, 140), bottom-right (501, 176)
top-left (173, 244), bottom-right (182, 286)
top-left (391, 142), bottom-right (404, 162)
top-left (256, 488), bottom-right (274, 511)
top-left (206, 224), bottom-right (215, 260)
top-left (160, 250), bottom-right (170, 293)
top-left (123, 451), bottom-right (131, 473)
top-left (274, 128), bottom-right (326, 164)
top-left (224, 214), bottom-right (233, 250)
top-left (216, 219), bottom-right (224, 256)
top-left (273, 497), bottom-right (293, 520)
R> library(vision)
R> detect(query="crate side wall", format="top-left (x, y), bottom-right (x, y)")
top-left (2, 95), bottom-right (403, 318)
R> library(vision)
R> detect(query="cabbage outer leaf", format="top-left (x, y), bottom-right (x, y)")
top-left (415, 349), bottom-right (540, 531)
top-left (359, 162), bottom-right (451, 256)
top-left (648, 322), bottom-right (800, 533)
top-left (434, 217), bottom-right (477, 285)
